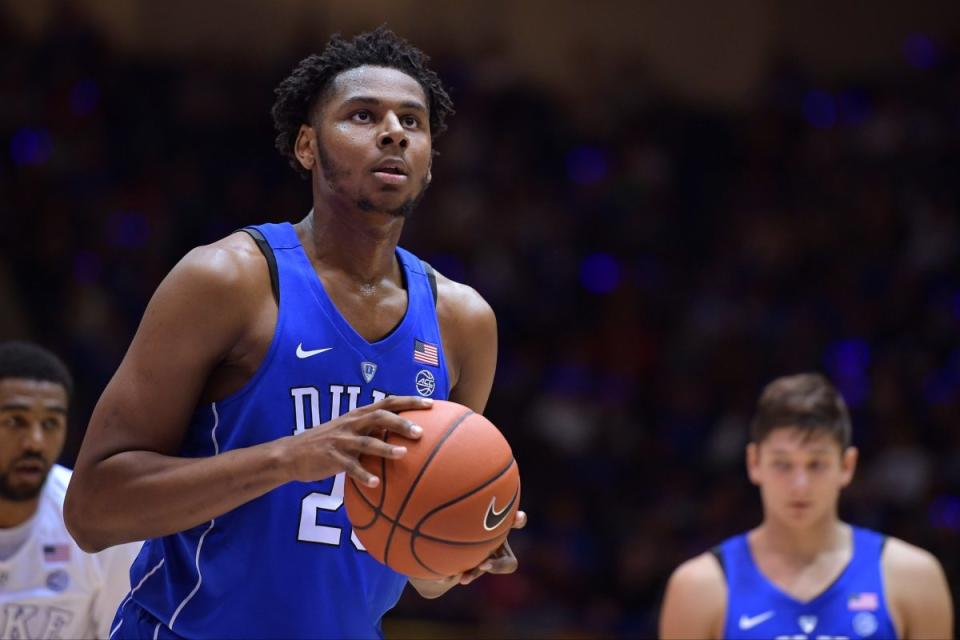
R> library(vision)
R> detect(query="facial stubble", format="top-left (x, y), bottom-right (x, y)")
top-left (316, 137), bottom-right (429, 219)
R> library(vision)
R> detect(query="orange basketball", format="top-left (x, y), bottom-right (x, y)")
top-left (344, 400), bottom-right (521, 580)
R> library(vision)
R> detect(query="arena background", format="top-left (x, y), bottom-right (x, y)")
top-left (1, 1), bottom-right (958, 637)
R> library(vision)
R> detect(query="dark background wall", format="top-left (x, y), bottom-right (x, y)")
top-left (1, 1), bottom-right (958, 637)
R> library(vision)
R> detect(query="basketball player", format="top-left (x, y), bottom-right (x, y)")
top-left (0, 341), bottom-right (141, 639)
top-left (63, 27), bottom-right (525, 639)
top-left (659, 373), bottom-right (953, 639)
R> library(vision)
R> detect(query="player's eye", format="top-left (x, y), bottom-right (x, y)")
top-left (401, 115), bottom-right (419, 128)
top-left (0, 414), bottom-right (25, 429)
top-left (42, 417), bottom-right (64, 431)
top-left (352, 110), bottom-right (373, 123)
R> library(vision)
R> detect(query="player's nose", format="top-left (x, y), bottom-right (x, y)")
top-left (21, 422), bottom-right (45, 450)
top-left (790, 469), bottom-right (811, 490)
top-left (377, 112), bottom-right (408, 150)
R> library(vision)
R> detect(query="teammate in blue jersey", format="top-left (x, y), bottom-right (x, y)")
top-left (63, 27), bottom-right (525, 639)
top-left (659, 373), bottom-right (953, 640)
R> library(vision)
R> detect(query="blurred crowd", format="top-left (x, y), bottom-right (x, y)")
top-left (1, 8), bottom-right (958, 638)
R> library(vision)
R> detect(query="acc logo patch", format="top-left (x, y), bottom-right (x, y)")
top-left (361, 361), bottom-right (377, 383)
top-left (415, 369), bottom-right (435, 397)
top-left (853, 612), bottom-right (878, 637)
top-left (46, 569), bottom-right (70, 592)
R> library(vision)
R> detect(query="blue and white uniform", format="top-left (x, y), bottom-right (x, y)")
top-left (113, 222), bottom-right (450, 639)
top-left (718, 526), bottom-right (898, 640)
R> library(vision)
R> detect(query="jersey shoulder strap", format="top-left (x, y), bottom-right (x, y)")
top-left (420, 259), bottom-right (438, 306)
top-left (241, 227), bottom-right (280, 304)
top-left (710, 545), bottom-right (726, 577)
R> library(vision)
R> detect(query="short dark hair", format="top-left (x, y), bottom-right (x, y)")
top-left (271, 26), bottom-right (455, 179)
top-left (750, 373), bottom-right (851, 448)
top-left (0, 341), bottom-right (73, 398)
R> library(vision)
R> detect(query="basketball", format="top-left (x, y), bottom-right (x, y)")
top-left (344, 400), bottom-right (521, 580)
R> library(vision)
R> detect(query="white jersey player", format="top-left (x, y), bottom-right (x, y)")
top-left (0, 342), bottom-right (141, 639)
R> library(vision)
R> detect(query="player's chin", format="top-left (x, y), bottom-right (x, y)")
top-left (1, 479), bottom-right (45, 501)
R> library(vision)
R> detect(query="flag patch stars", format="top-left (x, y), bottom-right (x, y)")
top-left (413, 339), bottom-right (439, 367)
top-left (848, 592), bottom-right (878, 611)
top-left (43, 543), bottom-right (70, 562)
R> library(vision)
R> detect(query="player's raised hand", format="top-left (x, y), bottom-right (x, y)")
top-left (458, 510), bottom-right (527, 585)
top-left (280, 395), bottom-right (432, 486)
top-left (410, 510), bottom-right (526, 598)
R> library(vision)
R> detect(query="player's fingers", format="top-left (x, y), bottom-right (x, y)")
top-left (332, 450), bottom-right (380, 488)
top-left (458, 567), bottom-right (486, 585)
top-left (484, 553), bottom-right (518, 575)
top-left (358, 409), bottom-right (423, 440)
top-left (512, 510), bottom-right (527, 529)
top-left (346, 434), bottom-right (407, 459)
top-left (483, 541), bottom-right (518, 574)
top-left (372, 395), bottom-right (434, 413)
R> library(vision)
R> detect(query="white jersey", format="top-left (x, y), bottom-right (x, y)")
top-left (0, 465), bottom-right (141, 639)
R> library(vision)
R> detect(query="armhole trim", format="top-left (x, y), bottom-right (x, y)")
top-left (241, 228), bottom-right (279, 304)
top-left (710, 545), bottom-right (726, 578)
top-left (421, 260), bottom-right (438, 307)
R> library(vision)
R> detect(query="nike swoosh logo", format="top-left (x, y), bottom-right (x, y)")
top-left (483, 489), bottom-right (518, 531)
top-left (296, 343), bottom-right (333, 359)
top-left (738, 611), bottom-right (775, 630)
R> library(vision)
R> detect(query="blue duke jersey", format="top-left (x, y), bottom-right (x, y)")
top-left (117, 222), bottom-right (450, 639)
top-left (718, 527), bottom-right (898, 640)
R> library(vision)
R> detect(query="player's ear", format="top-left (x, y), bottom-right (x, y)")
top-left (839, 446), bottom-right (858, 487)
top-left (746, 442), bottom-right (761, 485)
top-left (295, 125), bottom-right (316, 171)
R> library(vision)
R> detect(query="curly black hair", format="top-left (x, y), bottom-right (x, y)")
top-left (271, 26), bottom-right (454, 179)
top-left (0, 341), bottom-right (73, 399)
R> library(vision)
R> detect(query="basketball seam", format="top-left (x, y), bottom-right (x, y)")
top-left (350, 488), bottom-right (510, 544)
top-left (383, 409), bottom-right (474, 566)
top-left (409, 457), bottom-right (517, 576)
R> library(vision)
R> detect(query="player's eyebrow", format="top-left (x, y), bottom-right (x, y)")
top-left (0, 402), bottom-right (67, 414)
top-left (341, 96), bottom-right (427, 113)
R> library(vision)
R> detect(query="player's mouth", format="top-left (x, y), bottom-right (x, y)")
top-left (787, 500), bottom-right (812, 512)
top-left (371, 159), bottom-right (409, 185)
top-left (9, 458), bottom-right (47, 482)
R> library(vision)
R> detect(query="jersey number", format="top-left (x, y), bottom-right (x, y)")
top-left (292, 385), bottom-right (388, 549)
top-left (297, 473), bottom-right (365, 549)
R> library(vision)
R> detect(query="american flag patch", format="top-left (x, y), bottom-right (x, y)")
top-left (413, 339), bottom-right (439, 367)
top-left (848, 592), bottom-right (878, 611)
top-left (43, 543), bottom-right (70, 562)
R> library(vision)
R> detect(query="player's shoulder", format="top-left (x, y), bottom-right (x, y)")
top-left (881, 535), bottom-right (946, 581)
top-left (432, 268), bottom-right (495, 326)
top-left (668, 550), bottom-right (727, 594)
top-left (176, 232), bottom-right (267, 288)
top-left (160, 231), bottom-right (272, 312)
top-left (661, 551), bottom-right (727, 639)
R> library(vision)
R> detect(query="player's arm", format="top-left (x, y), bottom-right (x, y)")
top-left (659, 553), bottom-right (727, 640)
top-left (882, 537), bottom-right (954, 640)
top-left (65, 235), bottom-right (426, 551)
top-left (408, 275), bottom-right (525, 599)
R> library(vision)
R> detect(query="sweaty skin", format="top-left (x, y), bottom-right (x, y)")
top-left (64, 65), bottom-right (524, 601)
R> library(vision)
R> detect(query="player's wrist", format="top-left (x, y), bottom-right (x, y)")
top-left (264, 436), bottom-right (299, 484)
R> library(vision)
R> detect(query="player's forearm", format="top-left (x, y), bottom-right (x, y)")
top-left (64, 440), bottom-right (292, 552)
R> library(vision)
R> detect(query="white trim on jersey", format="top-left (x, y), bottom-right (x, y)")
top-left (167, 403), bottom-right (221, 633)
top-left (109, 558), bottom-right (166, 639)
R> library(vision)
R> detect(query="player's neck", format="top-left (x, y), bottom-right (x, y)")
top-left (755, 517), bottom-right (848, 564)
top-left (0, 497), bottom-right (40, 528)
top-left (299, 207), bottom-right (404, 284)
